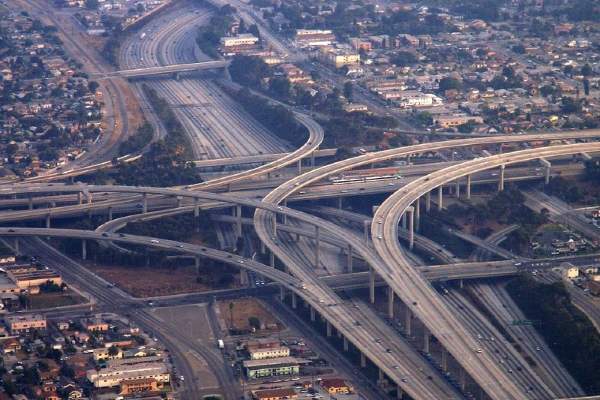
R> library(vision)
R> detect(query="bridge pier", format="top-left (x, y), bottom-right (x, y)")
top-left (466, 174), bottom-right (472, 199)
top-left (28, 196), bottom-right (33, 210)
top-left (14, 238), bottom-right (19, 255)
top-left (397, 387), bottom-right (404, 399)
top-left (326, 321), bottom-right (332, 337)
top-left (343, 336), bottom-right (349, 351)
top-left (142, 193), bottom-right (147, 214)
top-left (269, 251), bottom-right (275, 268)
top-left (297, 160), bottom-right (302, 174)
top-left (459, 368), bottom-right (467, 391)
top-left (407, 207), bottom-right (414, 250)
top-left (195, 256), bottom-right (200, 274)
top-left (540, 158), bottom-right (551, 184)
top-left (414, 199), bottom-right (420, 231)
top-left (360, 352), bottom-right (366, 368)
top-left (337, 197), bottom-right (343, 209)
top-left (441, 349), bottom-right (448, 372)
top-left (314, 225), bottom-right (320, 269)
top-left (45, 214), bottom-right (51, 229)
top-left (438, 186), bottom-right (443, 210)
top-left (423, 329), bottom-right (430, 353)
top-left (405, 308), bottom-right (412, 336)
top-left (387, 286), bottom-right (395, 319)
top-left (401, 212), bottom-right (407, 230)
top-left (369, 266), bottom-right (376, 304)
top-left (108, 206), bottom-right (113, 221)
top-left (455, 180), bottom-right (461, 198)
top-left (425, 191), bottom-right (431, 212)
top-left (282, 200), bottom-right (287, 224)
top-left (363, 220), bottom-right (370, 245)
top-left (346, 244), bottom-right (353, 273)
top-left (81, 240), bottom-right (87, 261)
top-left (176, 196), bottom-right (182, 208)
top-left (291, 292), bottom-right (297, 309)
top-left (77, 192), bottom-right (82, 205)
top-left (498, 164), bottom-right (505, 192)
top-left (310, 306), bottom-right (316, 322)
top-left (194, 198), bottom-right (200, 232)
top-left (235, 205), bottom-right (242, 238)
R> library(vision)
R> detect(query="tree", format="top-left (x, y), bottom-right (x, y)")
top-left (229, 55), bottom-right (271, 89)
top-left (268, 77), bottom-right (291, 99)
top-left (583, 79), bottom-right (590, 96)
top-left (248, 317), bottom-right (261, 330)
top-left (390, 51), bottom-right (418, 67)
top-left (88, 81), bottom-right (99, 93)
top-left (581, 63), bottom-right (592, 77)
top-left (343, 81), bottom-right (353, 101)
top-left (85, 0), bottom-right (98, 9)
top-left (438, 77), bottom-right (462, 92)
top-left (108, 346), bottom-right (119, 356)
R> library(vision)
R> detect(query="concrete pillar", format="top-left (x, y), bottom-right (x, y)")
top-left (401, 212), bottom-right (407, 230)
top-left (347, 244), bottom-right (353, 273)
top-left (236, 205), bottom-right (242, 238)
top-left (14, 238), bottom-right (19, 255)
top-left (414, 199), bottom-right (420, 231)
top-left (194, 198), bottom-right (200, 217)
top-left (45, 214), bottom-right (51, 229)
top-left (423, 330), bottom-right (430, 353)
top-left (369, 266), bottom-right (376, 304)
top-left (50, 201), bottom-right (56, 209)
top-left (360, 352), bottom-right (366, 368)
top-left (176, 196), bottom-right (182, 208)
top-left (108, 207), bottom-right (113, 221)
top-left (311, 151), bottom-right (315, 167)
top-left (282, 200), bottom-right (287, 225)
top-left (326, 321), bottom-right (332, 337)
top-left (343, 336), bottom-right (349, 351)
top-left (498, 164), bottom-right (505, 192)
top-left (142, 193), bottom-right (147, 213)
top-left (314, 225), bottom-right (320, 269)
top-left (540, 158), bottom-right (552, 185)
top-left (363, 220), bottom-right (370, 244)
top-left (459, 369), bottom-right (467, 390)
top-left (337, 197), bottom-right (343, 209)
top-left (310, 306), bottom-right (316, 322)
top-left (378, 369), bottom-right (385, 385)
top-left (291, 292), bottom-right (297, 309)
top-left (279, 286), bottom-right (285, 302)
top-left (466, 175), bottom-right (472, 200)
top-left (455, 180), bottom-right (461, 198)
top-left (297, 160), bottom-right (302, 174)
top-left (81, 239), bottom-right (87, 260)
top-left (397, 387), bottom-right (404, 399)
top-left (438, 186), bottom-right (443, 210)
top-left (408, 208), bottom-right (414, 250)
top-left (269, 251), bottom-right (275, 268)
top-left (459, 279), bottom-right (464, 289)
top-left (441, 349), bottom-right (448, 372)
top-left (387, 286), bottom-right (395, 319)
top-left (260, 240), bottom-right (266, 255)
top-left (405, 308), bottom-right (412, 336)
top-left (425, 191), bottom-right (431, 212)
top-left (28, 196), bottom-right (33, 210)
top-left (195, 256), bottom-right (200, 274)
top-left (77, 192), bottom-right (82, 205)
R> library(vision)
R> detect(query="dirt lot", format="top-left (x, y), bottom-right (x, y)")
top-left (28, 289), bottom-right (87, 310)
top-left (218, 298), bottom-right (282, 332)
top-left (87, 262), bottom-right (239, 298)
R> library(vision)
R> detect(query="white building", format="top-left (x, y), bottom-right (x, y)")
top-left (220, 34), bottom-right (259, 48)
top-left (86, 361), bottom-right (170, 388)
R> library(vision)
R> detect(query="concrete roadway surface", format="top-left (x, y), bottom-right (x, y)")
top-left (373, 143), bottom-right (600, 399)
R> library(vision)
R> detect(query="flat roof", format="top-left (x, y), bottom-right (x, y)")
top-left (243, 357), bottom-right (308, 369)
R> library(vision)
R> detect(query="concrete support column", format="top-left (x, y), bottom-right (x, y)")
top-left (369, 266), bottom-right (376, 304)
top-left (176, 196), bottom-right (182, 208)
top-left (397, 387), bottom-right (404, 399)
top-left (337, 197), bottom-right (343, 209)
top-left (291, 292), bottom-right (297, 309)
top-left (459, 369), bottom-right (467, 391)
top-left (363, 220), bottom-right (370, 244)
top-left (423, 330), bottom-right (430, 354)
top-left (455, 180), bottom-right (461, 198)
top-left (405, 308), bottom-right (412, 336)
top-left (441, 349), bottom-right (448, 372)
top-left (466, 174), bottom-right (472, 200)
top-left (195, 256), bottom-right (200, 274)
top-left (108, 207), bottom-right (113, 221)
top-left (498, 164), bottom-right (505, 192)
top-left (194, 198), bottom-right (200, 232)
top-left (28, 196), bottom-right (33, 210)
top-left (360, 353), bottom-right (366, 368)
top-left (343, 336), bottom-right (349, 351)
top-left (297, 160), bottom-right (302, 174)
top-left (540, 158), bottom-right (552, 184)
top-left (401, 213), bottom-right (407, 230)
top-left (459, 279), bottom-right (464, 289)
top-left (14, 238), bottom-right (19, 255)
top-left (387, 286), bottom-right (395, 319)
top-left (81, 240), bottom-right (87, 260)
top-left (77, 192), bottom-right (82, 205)
top-left (235, 205), bottom-right (242, 238)
top-left (260, 240), bottom-right (266, 255)
top-left (279, 286), bottom-right (285, 302)
top-left (425, 191), bottom-right (431, 212)
top-left (438, 186), bottom-right (443, 210)
top-left (142, 193), bottom-right (147, 213)
top-left (408, 207), bottom-right (414, 250)
top-left (378, 369), bottom-right (385, 384)
top-left (326, 321), bottom-right (332, 337)
top-left (314, 225), bottom-right (320, 269)
top-left (269, 251), bottom-right (275, 268)
top-left (346, 244), bottom-right (353, 273)
top-left (311, 151), bottom-right (315, 167)
top-left (414, 199), bottom-right (420, 232)
top-left (310, 306), bottom-right (316, 322)
top-left (282, 200), bottom-right (287, 225)
top-left (45, 214), bottom-right (51, 229)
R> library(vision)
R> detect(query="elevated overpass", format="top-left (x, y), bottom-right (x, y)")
top-left (95, 60), bottom-right (230, 79)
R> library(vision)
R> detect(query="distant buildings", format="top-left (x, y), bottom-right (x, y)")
top-left (6, 314), bottom-right (47, 335)
top-left (295, 29), bottom-right (336, 48)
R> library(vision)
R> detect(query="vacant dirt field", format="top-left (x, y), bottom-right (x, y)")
top-left (87, 262), bottom-right (238, 298)
top-left (218, 298), bottom-right (282, 332)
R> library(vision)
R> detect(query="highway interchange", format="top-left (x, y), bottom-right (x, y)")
top-left (5, 1), bottom-right (600, 399)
